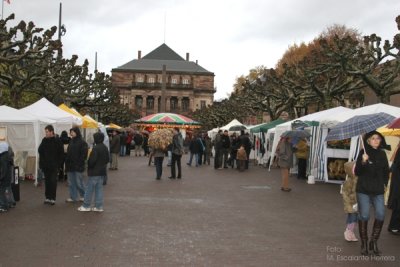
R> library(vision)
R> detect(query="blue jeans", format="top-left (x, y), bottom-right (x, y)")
top-left (357, 193), bottom-right (385, 221)
top-left (67, 172), bottom-right (85, 201)
top-left (346, 212), bottom-right (358, 224)
top-left (187, 152), bottom-right (199, 166)
top-left (0, 185), bottom-right (8, 209)
top-left (154, 157), bottom-right (164, 179)
top-left (120, 145), bottom-right (126, 156)
top-left (83, 176), bottom-right (104, 209)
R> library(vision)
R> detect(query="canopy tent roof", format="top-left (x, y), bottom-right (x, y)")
top-left (320, 103), bottom-right (400, 125)
top-left (21, 98), bottom-right (82, 126)
top-left (220, 119), bottom-right (244, 131)
top-left (106, 123), bottom-right (123, 130)
top-left (58, 104), bottom-right (98, 129)
top-left (135, 113), bottom-right (201, 128)
top-left (0, 105), bottom-right (55, 124)
top-left (249, 119), bottom-right (285, 133)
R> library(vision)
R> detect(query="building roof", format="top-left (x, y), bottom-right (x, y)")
top-left (113, 43), bottom-right (213, 75)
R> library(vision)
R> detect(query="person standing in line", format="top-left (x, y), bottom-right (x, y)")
top-left (38, 125), bottom-right (64, 205)
top-left (169, 127), bottom-right (184, 179)
top-left (65, 127), bottom-right (88, 203)
top-left (295, 138), bottom-right (309, 179)
top-left (78, 132), bottom-right (109, 212)
top-left (109, 130), bottom-right (120, 170)
top-left (229, 133), bottom-right (239, 169)
top-left (221, 130), bottom-right (231, 169)
top-left (354, 131), bottom-right (389, 256)
top-left (276, 137), bottom-right (293, 192)
top-left (387, 142), bottom-right (400, 235)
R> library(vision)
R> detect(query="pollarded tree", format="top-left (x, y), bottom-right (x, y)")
top-left (319, 15), bottom-right (400, 103)
top-left (0, 14), bottom-right (61, 107)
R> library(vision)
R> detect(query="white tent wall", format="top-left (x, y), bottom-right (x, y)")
top-left (315, 103), bottom-right (400, 183)
top-left (267, 106), bottom-right (353, 171)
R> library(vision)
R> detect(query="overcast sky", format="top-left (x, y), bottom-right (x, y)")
top-left (2, 0), bottom-right (399, 100)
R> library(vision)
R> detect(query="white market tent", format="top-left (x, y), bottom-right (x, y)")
top-left (20, 97), bottom-right (82, 134)
top-left (315, 103), bottom-right (400, 182)
top-left (0, 105), bottom-right (56, 179)
top-left (208, 119), bottom-right (245, 140)
top-left (267, 106), bottom-right (353, 172)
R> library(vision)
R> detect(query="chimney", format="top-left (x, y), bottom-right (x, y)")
top-left (138, 50), bottom-right (142, 59)
top-left (186, 53), bottom-right (189, 61)
top-left (196, 60), bottom-right (198, 65)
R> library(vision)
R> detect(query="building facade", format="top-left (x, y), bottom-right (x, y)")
top-left (112, 43), bottom-right (215, 117)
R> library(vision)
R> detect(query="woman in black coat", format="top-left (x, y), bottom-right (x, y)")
top-left (354, 131), bottom-right (389, 256)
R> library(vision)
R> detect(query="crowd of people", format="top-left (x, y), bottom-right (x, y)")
top-left (1, 124), bottom-right (399, 258)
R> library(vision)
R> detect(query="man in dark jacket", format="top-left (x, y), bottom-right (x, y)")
top-left (78, 132), bottom-right (109, 212)
top-left (38, 125), bottom-right (64, 205)
top-left (65, 127), bottom-right (88, 203)
top-left (221, 130), bottom-right (231, 168)
top-left (169, 127), bottom-right (184, 179)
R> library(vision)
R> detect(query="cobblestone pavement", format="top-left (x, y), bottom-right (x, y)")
top-left (0, 154), bottom-right (399, 267)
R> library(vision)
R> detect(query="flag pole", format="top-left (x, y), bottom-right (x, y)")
top-left (2, 0), bottom-right (4, 20)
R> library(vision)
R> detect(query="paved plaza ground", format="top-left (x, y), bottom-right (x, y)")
top-left (0, 154), bottom-right (399, 266)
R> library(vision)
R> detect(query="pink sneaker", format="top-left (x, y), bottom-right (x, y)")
top-left (344, 229), bottom-right (352, 241)
top-left (348, 230), bottom-right (358, 242)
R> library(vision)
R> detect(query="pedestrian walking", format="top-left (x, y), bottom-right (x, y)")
top-left (65, 127), bottom-right (88, 203)
top-left (214, 130), bottom-right (223, 169)
top-left (109, 130), bottom-right (120, 170)
top-left (354, 131), bottom-right (390, 256)
top-left (58, 130), bottom-right (70, 182)
top-left (78, 132), bottom-right (109, 212)
top-left (38, 125), bottom-right (64, 205)
top-left (276, 137), bottom-right (293, 192)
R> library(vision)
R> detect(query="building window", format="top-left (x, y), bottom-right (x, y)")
top-left (137, 76), bottom-right (144, 83)
top-left (170, 97), bottom-right (178, 111)
top-left (147, 97), bottom-right (154, 110)
top-left (158, 77), bottom-right (162, 83)
top-left (171, 78), bottom-right (177, 84)
top-left (182, 79), bottom-right (189, 85)
top-left (200, 100), bottom-right (206, 109)
top-left (135, 97), bottom-right (143, 109)
top-left (148, 77), bottom-right (155, 83)
top-left (182, 98), bottom-right (189, 112)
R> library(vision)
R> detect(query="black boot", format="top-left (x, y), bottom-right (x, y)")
top-left (358, 220), bottom-right (368, 256)
top-left (369, 220), bottom-right (384, 256)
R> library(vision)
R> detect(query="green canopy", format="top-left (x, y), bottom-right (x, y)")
top-left (250, 118), bottom-right (285, 133)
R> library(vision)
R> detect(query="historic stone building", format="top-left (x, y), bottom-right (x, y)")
top-left (111, 43), bottom-right (215, 117)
